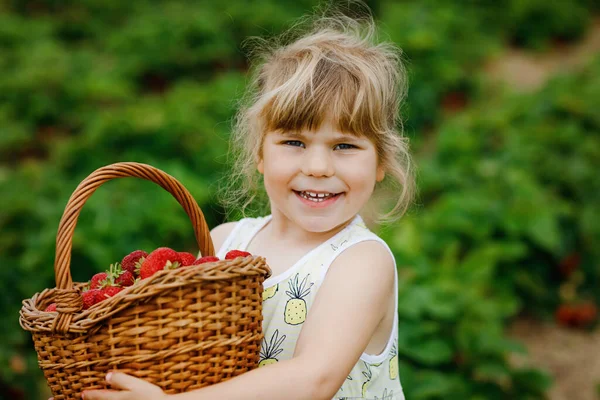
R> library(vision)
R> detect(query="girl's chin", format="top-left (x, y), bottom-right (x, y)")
top-left (295, 215), bottom-right (353, 234)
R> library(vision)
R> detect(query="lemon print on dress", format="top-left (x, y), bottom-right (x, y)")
top-left (389, 342), bottom-right (398, 380)
top-left (262, 283), bottom-right (278, 300)
top-left (258, 329), bottom-right (286, 367)
top-left (284, 273), bottom-right (313, 325)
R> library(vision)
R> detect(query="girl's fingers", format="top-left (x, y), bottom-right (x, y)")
top-left (82, 372), bottom-right (165, 399)
top-left (81, 389), bottom-right (121, 400)
top-left (106, 371), bottom-right (160, 393)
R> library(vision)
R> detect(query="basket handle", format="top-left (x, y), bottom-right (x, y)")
top-left (50, 162), bottom-right (214, 333)
top-left (54, 162), bottom-right (215, 290)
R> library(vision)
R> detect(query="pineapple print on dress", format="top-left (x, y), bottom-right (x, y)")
top-left (335, 375), bottom-right (353, 396)
top-left (375, 388), bottom-right (395, 400)
top-left (262, 283), bottom-right (278, 301)
top-left (389, 342), bottom-right (399, 380)
top-left (361, 362), bottom-right (372, 397)
top-left (361, 361), bottom-right (382, 397)
top-left (259, 329), bottom-right (286, 367)
top-left (284, 273), bottom-right (314, 325)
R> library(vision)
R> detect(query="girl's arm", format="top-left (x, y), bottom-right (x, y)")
top-left (171, 356), bottom-right (321, 400)
top-left (81, 239), bottom-right (395, 400)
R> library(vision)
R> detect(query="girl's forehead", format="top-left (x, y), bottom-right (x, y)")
top-left (273, 116), bottom-right (365, 139)
top-left (277, 128), bottom-right (363, 141)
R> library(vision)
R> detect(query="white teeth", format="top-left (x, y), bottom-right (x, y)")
top-left (299, 191), bottom-right (336, 202)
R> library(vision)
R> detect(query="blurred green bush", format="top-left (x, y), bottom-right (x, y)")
top-left (381, 56), bottom-right (600, 398)
top-left (0, 0), bottom-right (598, 398)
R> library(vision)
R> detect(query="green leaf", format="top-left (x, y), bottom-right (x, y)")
top-left (410, 370), bottom-right (460, 399)
top-left (474, 361), bottom-right (511, 387)
top-left (511, 368), bottom-right (553, 394)
top-left (401, 338), bottom-right (454, 366)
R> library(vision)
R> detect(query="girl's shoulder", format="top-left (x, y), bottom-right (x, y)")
top-left (210, 221), bottom-right (239, 254)
top-left (334, 216), bottom-right (390, 248)
top-left (209, 215), bottom-right (270, 254)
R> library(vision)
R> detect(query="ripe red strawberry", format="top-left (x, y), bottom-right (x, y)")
top-left (179, 252), bottom-right (197, 266)
top-left (97, 286), bottom-right (124, 301)
top-left (45, 303), bottom-right (57, 312)
top-left (225, 250), bottom-right (252, 260)
top-left (91, 263), bottom-right (123, 290)
top-left (573, 302), bottom-right (598, 326)
top-left (90, 272), bottom-right (108, 289)
top-left (121, 250), bottom-right (148, 277)
top-left (556, 304), bottom-right (581, 327)
top-left (139, 247), bottom-right (181, 279)
top-left (192, 256), bottom-right (220, 265)
top-left (82, 289), bottom-right (101, 310)
top-left (115, 270), bottom-right (135, 287)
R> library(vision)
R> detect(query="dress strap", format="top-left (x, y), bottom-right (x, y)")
top-left (216, 216), bottom-right (272, 258)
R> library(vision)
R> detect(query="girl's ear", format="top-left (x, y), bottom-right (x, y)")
top-left (257, 158), bottom-right (264, 174)
top-left (376, 165), bottom-right (385, 182)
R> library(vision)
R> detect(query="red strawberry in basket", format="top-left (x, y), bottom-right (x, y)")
top-left (225, 250), bottom-right (252, 260)
top-left (115, 270), bottom-right (135, 287)
top-left (90, 272), bottom-right (109, 290)
top-left (140, 247), bottom-right (182, 279)
top-left (179, 252), bottom-right (197, 266)
top-left (45, 303), bottom-right (57, 312)
top-left (97, 286), bottom-right (124, 301)
top-left (82, 289), bottom-right (101, 310)
top-left (121, 250), bottom-right (148, 277)
top-left (192, 256), bottom-right (220, 265)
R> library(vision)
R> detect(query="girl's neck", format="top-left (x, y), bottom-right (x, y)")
top-left (265, 209), bottom-right (355, 247)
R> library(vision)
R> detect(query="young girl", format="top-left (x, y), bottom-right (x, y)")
top-left (78, 6), bottom-right (415, 400)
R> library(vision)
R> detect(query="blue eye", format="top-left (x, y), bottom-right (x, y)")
top-left (335, 143), bottom-right (357, 150)
top-left (283, 140), bottom-right (305, 148)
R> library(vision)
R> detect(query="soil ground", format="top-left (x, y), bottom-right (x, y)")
top-left (508, 318), bottom-right (600, 400)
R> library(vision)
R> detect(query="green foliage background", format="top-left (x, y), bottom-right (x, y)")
top-left (1, 1), bottom-right (599, 399)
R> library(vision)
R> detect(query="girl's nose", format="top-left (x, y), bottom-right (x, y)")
top-left (301, 147), bottom-right (334, 177)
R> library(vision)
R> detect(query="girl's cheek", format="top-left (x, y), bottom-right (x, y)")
top-left (347, 162), bottom-right (379, 184)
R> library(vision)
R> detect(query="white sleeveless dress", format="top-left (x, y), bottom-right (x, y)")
top-left (217, 214), bottom-right (405, 400)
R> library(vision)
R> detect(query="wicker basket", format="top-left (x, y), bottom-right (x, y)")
top-left (19, 162), bottom-right (271, 399)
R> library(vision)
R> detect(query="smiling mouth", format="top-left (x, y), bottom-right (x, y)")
top-left (293, 190), bottom-right (343, 202)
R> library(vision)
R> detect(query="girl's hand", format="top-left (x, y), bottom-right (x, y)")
top-left (50, 372), bottom-right (168, 400)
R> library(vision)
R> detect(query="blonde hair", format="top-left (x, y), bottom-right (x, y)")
top-left (219, 3), bottom-right (416, 224)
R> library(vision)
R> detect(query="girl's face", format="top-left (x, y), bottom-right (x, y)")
top-left (257, 118), bottom-right (385, 234)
